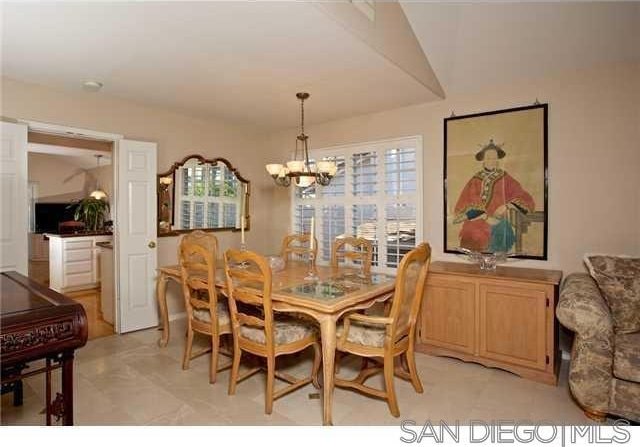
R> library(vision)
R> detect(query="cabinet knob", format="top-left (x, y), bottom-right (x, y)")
top-left (148, 241), bottom-right (157, 249)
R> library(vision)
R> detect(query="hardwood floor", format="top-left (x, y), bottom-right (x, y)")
top-left (66, 289), bottom-right (115, 340)
top-left (28, 260), bottom-right (49, 286)
top-left (28, 260), bottom-right (114, 340)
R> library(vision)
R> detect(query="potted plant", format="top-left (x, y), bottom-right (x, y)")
top-left (71, 197), bottom-right (110, 232)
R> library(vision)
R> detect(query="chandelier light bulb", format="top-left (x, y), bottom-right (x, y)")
top-left (296, 176), bottom-right (316, 188)
top-left (286, 160), bottom-right (304, 173)
top-left (266, 163), bottom-right (283, 176)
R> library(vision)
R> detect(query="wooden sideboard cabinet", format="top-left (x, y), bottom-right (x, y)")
top-left (417, 261), bottom-right (562, 385)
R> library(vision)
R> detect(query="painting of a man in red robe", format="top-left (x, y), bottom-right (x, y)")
top-left (453, 139), bottom-right (535, 253)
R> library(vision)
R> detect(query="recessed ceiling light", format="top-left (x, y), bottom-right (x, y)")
top-left (82, 80), bottom-right (103, 92)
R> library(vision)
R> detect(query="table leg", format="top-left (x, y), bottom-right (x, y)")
top-left (45, 359), bottom-right (52, 426)
top-left (61, 351), bottom-right (74, 426)
top-left (319, 316), bottom-right (337, 426)
top-left (12, 379), bottom-right (23, 407)
top-left (157, 272), bottom-right (170, 347)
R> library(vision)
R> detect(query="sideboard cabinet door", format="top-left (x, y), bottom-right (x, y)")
top-left (421, 276), bottom-right (476, 355)
top-left (478, 283), bottom-right (548, 371)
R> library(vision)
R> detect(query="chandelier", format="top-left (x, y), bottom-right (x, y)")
top-left (265, 92), bottom-right (337, 187)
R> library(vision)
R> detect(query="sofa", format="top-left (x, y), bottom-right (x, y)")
top-left (557, 272), bottom-right (640, 422)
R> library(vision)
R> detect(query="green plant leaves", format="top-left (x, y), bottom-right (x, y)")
top-left (72, 197), bottom-right (110, 231)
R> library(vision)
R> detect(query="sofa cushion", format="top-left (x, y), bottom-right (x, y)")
top-left (585, 255), bottom-right (640, 334)
top-left (611, 378), bottom-right (640, 422)
top-left (613, 332), bottom-right (640, 383)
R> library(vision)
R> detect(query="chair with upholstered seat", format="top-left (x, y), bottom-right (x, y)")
top-left (280, 233), bottom-right (317, 265)
top-left (331, 237), bottom-right (374, 273)
top-left (224, 248), bottom-right (321, 414)
top-left (331, 237), bottom-right (376, 372)
top-left (334, 243), bottom-right (431, 417)
top-left (179, 231), bottom-right (232, 384)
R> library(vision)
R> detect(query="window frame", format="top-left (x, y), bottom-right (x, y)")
top-left (177, 162), bottom-right (241, 230)
top-left (290, 135), bottom-right (423, 273)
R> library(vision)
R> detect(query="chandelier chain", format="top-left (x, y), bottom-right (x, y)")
top-left (300, 95), bottom-right (305, 137)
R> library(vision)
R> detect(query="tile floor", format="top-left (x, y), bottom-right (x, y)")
top-left (1, 318), bottom-right (593, 426)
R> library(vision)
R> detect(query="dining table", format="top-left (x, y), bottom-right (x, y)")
top-left (155, 260), bottom-right (396, 425)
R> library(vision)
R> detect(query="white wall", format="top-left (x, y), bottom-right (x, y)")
top-left (28, 153), bottom-right (86, 202)
top-left (265, 62), bottom-right (640, 274)
top-left (3, 76), bottom-right (282, 318)
top-left (5, 60), bottom-right (639, 319)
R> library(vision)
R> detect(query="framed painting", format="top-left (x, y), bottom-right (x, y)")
top-left (444, 104), bottom-right (548, 260)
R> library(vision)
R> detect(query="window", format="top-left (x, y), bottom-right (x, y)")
top-left (291, 136), bottom-right (422, 271)
top-left (177, 161), bottom-right (241, 229)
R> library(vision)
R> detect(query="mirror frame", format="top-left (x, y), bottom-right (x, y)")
top-left (157, 154), bottom-right (250, 237)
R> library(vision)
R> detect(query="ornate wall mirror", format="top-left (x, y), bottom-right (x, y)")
top-left (157, 155), bottom-right (250, 236)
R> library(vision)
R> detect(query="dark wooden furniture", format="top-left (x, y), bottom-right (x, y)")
top-left (0, 271), bottom-right (88, 425)
top-left (417, 261), bottom-right (562, 385)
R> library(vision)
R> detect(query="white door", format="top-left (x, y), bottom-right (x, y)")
top-left (116, 139), bottom-right (158, 333)
top-left (0, 122), bottom-right (28, 275)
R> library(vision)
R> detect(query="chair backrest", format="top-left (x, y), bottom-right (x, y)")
top-left (280, 233), bottom-right (318, 264)
top-left (181, 230), bottom-right (218, 256)
top-left (178, 231), bottom-right (219, 323)
top-left (331, 237), bottom-right (374, 273)
top-left (224, 249), bottom-right (275, 352)
top-left (388, 243), bottom-right (431, 341)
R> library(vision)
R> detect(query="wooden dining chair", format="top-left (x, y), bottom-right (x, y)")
top-left (331, 237), bottom-right (374, 273)
top-left (224, 248), bottom-right (321, 415)
top-left (179, 231), bottom-right (232, 384)
top-left (280, 233), bottom-right (318, 265)
top-left (334, 242), bottom-right (431, 417)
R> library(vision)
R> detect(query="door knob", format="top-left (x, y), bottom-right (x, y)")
top-left (148, 241), bottom-right (157, 249)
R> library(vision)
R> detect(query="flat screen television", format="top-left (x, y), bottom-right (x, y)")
top-left (34, 202), bottom-right (77, 233)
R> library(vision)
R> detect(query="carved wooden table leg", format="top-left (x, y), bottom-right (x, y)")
top-left (61, 351), bottom-right (74, 426)
top-left (318, 316), bottom-right (338, 426)
top-left (12, 379), bottom-right (23, 407)
top-left (45, 358), bottom-right (52, 426)
top-left (157, 271), bottom-right (170, 347)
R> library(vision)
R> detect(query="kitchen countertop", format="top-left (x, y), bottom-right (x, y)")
top-left (44, 232), bottom-right (113, 239)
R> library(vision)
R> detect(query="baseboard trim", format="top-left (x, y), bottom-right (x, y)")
top-left (416, 343), bottom-right (559, 385)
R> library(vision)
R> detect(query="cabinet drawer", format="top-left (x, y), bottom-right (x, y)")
top-left (64, 240), bottom-right (93, 250)
top-left (65, 249), bottom-right (92, 262)
top-left (64, 272), bottom-right (94, 288)
top-left (65, 260), bottom-right (92, 275)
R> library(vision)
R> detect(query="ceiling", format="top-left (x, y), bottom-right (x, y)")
top-left (28, 146), bottom-right (112, 170)
top-left (2, 1), bottom-right (439, 130)
top-left (401, 1), bottom-right (640, 95)
top-left (3, 2), bottom-right (639, 130)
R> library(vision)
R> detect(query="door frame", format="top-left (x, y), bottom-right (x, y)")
top-left (19, 119), bottom-right (131, 333)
